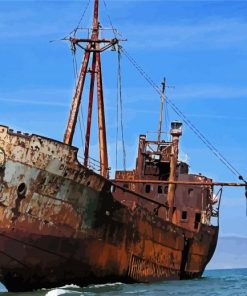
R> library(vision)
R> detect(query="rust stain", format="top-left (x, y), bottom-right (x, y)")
top-left (0, 123), bottom-right (220, 292)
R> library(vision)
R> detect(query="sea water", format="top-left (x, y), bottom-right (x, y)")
top-left (0, 268), bottom-right (246, 295)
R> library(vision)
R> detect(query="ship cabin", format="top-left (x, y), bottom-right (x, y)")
top-left (112, 122), bottom-right (214, 232)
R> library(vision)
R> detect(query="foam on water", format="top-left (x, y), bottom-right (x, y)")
top-left (45, 289), bottom-right (68, 296)
top-left (124, 290), bottom-right (148, 294)
top-left (1, 268), bottom-right (247, 295)
top-left (59, 285), bottom-right (81, 289)
top-left (45, 288), bottom-right (86, 296)
top-left (88, 282), bottom-right (123, 288)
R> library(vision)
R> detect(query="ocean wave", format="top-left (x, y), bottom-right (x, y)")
top-left (45, 288), bottom-right (83, 296)
top-left (87, 282), bottom-right (123, 289)
top-left (124, 290), bottom-right (148, 294)
top-left (59, 284), bottom-right (81, 289)
top-left (43, 282), bottom-right (124, 296)
top-left (45, 289), bottom-right (68, 296)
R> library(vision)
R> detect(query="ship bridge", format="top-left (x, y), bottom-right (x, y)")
top-left (113, 122), bottom-right (216, 233)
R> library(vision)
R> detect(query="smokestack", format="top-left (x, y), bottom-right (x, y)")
top-left (170, 121), bottom-right (182, 138)
top-left (167, 121), bottom-right (183, 221)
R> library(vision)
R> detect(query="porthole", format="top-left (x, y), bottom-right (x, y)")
top-left (17, 183), bottom-right (27, 198)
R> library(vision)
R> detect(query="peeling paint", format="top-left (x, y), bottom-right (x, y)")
top-left (0, 126), bottom-right (219, 292)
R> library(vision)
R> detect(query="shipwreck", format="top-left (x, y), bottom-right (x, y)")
top-left (0, 0), bottom-right (246, 292)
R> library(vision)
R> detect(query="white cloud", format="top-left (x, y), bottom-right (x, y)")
top-left (0, 97), bottom-right (68, 107)
top-left (170, 84), bottom-right (247, 100)
top-left (124, 18), bottom-right (247, 50)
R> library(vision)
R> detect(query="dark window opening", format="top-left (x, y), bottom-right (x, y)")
top-left (158, 162), bottom-right (170, 180)
top-left (17, 182), bottom-right (27, 198)
top-left (188, 188), bottom-right (193, 197)
top-left (194, 213), bottom-right (201, 229)
top-left (123, 184), bottom-right (129, 189)
top-left (158, 185), bottom-right (163, 194)
top-left (145, 184), bottom-right (151, 193)
top-left (144, 163), bottom-right (159, 176)
top-left (164, 186), bottom-right (168, 194)
top-left (181, 211), bottom-right (187, 220)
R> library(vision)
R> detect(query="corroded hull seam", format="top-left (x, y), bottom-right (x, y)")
top-left (0, 126), bottom-right (218, 291)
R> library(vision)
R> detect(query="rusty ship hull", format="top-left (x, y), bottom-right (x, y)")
top-left (0, 126), bottom-right (218, 291)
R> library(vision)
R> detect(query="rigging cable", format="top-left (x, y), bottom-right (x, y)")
top-left (69, 0), bottom-right (92, 37)
top-left (115, 63), bottom-right (119, 171)
top-left (66, 0), bottom-right (92, 153)
top-left (102, 0), bottom-right (119, 38)
top-left (71, 47), bottom-right (85, 152)
top-left (103, 0), bottom-right (118, 171)
top-left (117, 46), bottom-right (126, 171)
top-left (50, 0), bottom-right (91, 43)
top-left (164, 97), bottom-right (170, 135)
top-left (120, 46), bottom-right (246, 182)
top-left (103, 0), bottom-right (126, 171)
top-left (164, 83), bottom-right (171, 134)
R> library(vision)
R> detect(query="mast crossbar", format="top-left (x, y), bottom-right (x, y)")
top-left (68, 37), bottom-right (121, 44)
top-left (71, 38), bottom-right (119, 53)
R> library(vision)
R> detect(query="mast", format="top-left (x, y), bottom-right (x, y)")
top-left (157, 78), bottom-right (166, 142)
top-left (63, 49), bottom-right (91, 146)
top-left (64, 0), bottom-right (118, 178)
top-left (84, 0), bottom-right (99, 169)
top-left (96, 51), bottom-right (109, 177)
top-left (84, 53), bottom-right (96, 168)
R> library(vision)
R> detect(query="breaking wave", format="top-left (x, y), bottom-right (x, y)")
top-left (45, 288), bottom-right (83, 296)
top-left (44, 282), bottom-right (124, 296)
top-left (45, 289), bottom-right (68, 296)
top-left (87, 282), bottom-right (123, 288)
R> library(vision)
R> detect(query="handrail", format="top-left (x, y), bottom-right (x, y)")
top-left (113, 179), bottom-right (246, 187)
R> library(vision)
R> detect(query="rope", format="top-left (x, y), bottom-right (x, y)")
top-left (102, 0), bottom-right (118, 38)
top-left (120, 46), bottom-right (245, 181)
top-left (115, 65), bottom-right (119, 171)
top-left (78, 116), bottom-right (85, 150)
top-left (117, 46), bottom-right (126, 171)
top-left (72, 0), bottom-right (91, 37)
top-left (71, 50), bottom-right (85, 152)
top-left (102, 0), bottom-right (126, 170)
top-left (164, 103), bottom-right (169, 137)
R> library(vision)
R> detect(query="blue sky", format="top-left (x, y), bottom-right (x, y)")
top-left (0, 0), bottom-right (247, 260)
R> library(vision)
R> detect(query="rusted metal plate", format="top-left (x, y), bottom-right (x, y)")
top-left (0, 125), bottom-right (219, 291)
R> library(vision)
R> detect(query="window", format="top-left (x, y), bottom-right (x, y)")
top-left (181, 211), bottom-right (187, 220)
top-left (145, 184), bottom-right (151, 193)
top-left (164, 186), bottom-right (168, 194)
top-left (123, 183), bottom-right (129, 189)
top-left (188, 188), bottom-right (193, 197)
top-left (194, 213), bottom-right (201, 229)
top-left (158, 186), bottom-right (163, 194)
